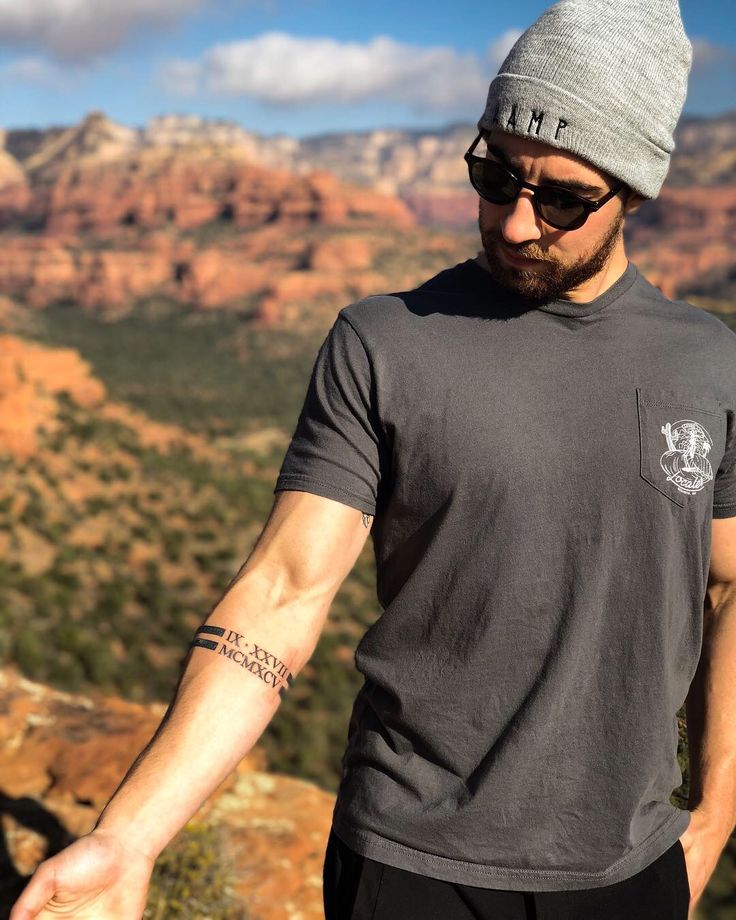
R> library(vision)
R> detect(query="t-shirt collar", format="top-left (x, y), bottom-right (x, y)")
top-left (467, 257), bottom-right (639, 318)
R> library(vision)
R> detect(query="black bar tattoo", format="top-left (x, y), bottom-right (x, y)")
top-left (190, 625), bottom-right (294, 699)
top-left (192, 637), bottom-right (219, 651)
top-left (197, 625), bottom-right (226, 637)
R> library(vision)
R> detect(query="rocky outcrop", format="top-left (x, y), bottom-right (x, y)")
top-left (2, 109), bottom-right (733, 306)
top-left (0, 236), bottom-right (307, 314)
top-left (31, 155), bottom-right (412, 236)
top-left (0, 147), bottom-right (31, 222)
top-left (0, 667), bottom-right (333, 920)
top-left (0, 334), bottom-right (229, 464)
top-left (0, 224), bottom-right (469, 323)
top-left (0, 335), bottom-right (106, 458)
top-left (0, 148), bottom-right (26, 190)
top-left (625, 185), bottom-right (736, 301)
top-left (20, 111), bottom-right (140, 181)
top-left (0, 238), bottom-right (178, 310)
top-left (1, 111), bottom-right (414, 238)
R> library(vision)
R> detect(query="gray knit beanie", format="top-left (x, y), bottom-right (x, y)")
top-left (478, 0), bottom-right (693, 199)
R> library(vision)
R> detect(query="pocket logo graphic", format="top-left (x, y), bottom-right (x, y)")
top-left (659, 419), bottom-right (714, 495)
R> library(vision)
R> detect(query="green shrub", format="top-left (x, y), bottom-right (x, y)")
top-left (14, 629), bottom-right (44, 677)
top-left (144, 821), bottom-right (247, 920)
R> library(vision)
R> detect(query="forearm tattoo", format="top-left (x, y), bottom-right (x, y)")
top-left (362, 513), bottom-right (372, 528)
top-left (191, 625), bottom-right (294, 699)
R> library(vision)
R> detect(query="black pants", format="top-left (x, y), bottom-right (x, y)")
top-left (322, 828), bottom-right (691, 920)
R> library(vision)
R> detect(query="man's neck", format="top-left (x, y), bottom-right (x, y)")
top-left (562, 247), bottom-right (630, 302)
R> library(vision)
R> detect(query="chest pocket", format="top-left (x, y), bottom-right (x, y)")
top-left (636, 387), bottom-right (726, 508)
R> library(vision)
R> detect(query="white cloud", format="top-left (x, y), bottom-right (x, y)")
top-left (162, 59), bottom-right (204, 98)
top-left (160, 31), bottom-right (511, 114)
top-left (685, 36), bottom-right (736, 112)
top-left (0, 0), bottom-right (203, 62)
top-left (690, 36), bottom-right (736, 71)
top-left (2, 56), bottom-right (68, 85)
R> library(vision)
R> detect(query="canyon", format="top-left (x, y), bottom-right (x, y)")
top-left (0, 110), bottom-right (734, 312)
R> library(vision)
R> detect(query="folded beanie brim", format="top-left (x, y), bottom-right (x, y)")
top-left (478, 73), bottom-right (674, 200)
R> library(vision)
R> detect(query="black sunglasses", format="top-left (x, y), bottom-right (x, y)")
top-left (464, 132), bottom-right (626, 231)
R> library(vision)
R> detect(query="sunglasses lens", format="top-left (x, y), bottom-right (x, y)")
top-left (468, 154), bottom-right (592, 230)
top-left (469, 160), bottom-right (518, 204)
top-left (536, 188), bottom-right (587, 229)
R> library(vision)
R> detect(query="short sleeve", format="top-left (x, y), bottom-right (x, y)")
top-left (273, 312), bottom-right (386, 516)
top-left (713, 411), bottom-right (736, 518)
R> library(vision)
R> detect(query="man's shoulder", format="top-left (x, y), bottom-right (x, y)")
top-left (339, 258), bottom-right (485, 336)
top-left (633, 268), bottom-right (736, 345)
top-left (665, 293), bottom-right (736, 351)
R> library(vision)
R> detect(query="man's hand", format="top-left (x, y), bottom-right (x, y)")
top-left (9, 830), bottom-right (155, 920)
top-left (679, 806), bottom-right (732, 919)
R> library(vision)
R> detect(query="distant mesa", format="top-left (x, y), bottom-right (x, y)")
top-left (0, 110), bottom-right (482, 322)
top-left (0, 109), bottom-right (733, 305)
top-left (0, 147), bottom-right (26, 190)
top-left (0, 109), bottom-right (417, 237)
top-left (20, 110), bottom-right (139, 180)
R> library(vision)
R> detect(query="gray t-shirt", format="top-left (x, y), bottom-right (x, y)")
top-left (274, 258), bottom-right (736, 891)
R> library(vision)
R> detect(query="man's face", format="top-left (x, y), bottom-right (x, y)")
top-left (477, 128), bottom-right (635, 303)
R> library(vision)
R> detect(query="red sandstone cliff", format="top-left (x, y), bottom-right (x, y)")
top-left (0, 113), bottom-right (486, 323)
top-left (0, 109), bottom-right (732, 316)
top-left (2, 113), bottom-right (413, 237)
top-left (0, 226), bottom-right (468, 323)
top-left (624, 185), bottom-right (736, 301)
top-left (0, 667), bottom-right (333, 920)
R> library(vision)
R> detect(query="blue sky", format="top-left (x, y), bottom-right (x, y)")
top-left (0, 0), bottom-right (733, 137)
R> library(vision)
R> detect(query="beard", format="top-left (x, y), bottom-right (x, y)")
top-left (478, 205), bottom-right (626, 304)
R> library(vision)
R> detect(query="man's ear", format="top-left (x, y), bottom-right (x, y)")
top-left (623, 190), bottom-right (648, 215)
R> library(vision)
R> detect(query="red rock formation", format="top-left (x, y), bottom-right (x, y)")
top-left (0, 239), bottom-right (79, 309)
top-left (0, 149), bottom-right (30, 221)
top-left (8, 147), bottom-right (414, 238)
top-left (0, 224), bottom-right (471, 321)
top-left (625, 185), bottom-right (736, 301)
top-left (0, 335), bottom-right (230, 464)
top-left (180, 250), bottom-right (273, 308)
top-left (0, 239), bottom-right (177, 311)
top-left (308, 236), bottom-right (374, 272)
top-left (0, 335), bottom-right (106, 458)
top-left (0, 667), bottom-right (332, 920)
top-left (0, 149), bottom-right (27, 190)
top-left (401, 188), bottom-right (478, 229)
top-left (0, 128), bottom-right (422, 317)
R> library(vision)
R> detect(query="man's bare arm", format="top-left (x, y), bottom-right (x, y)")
top-left (686, 515), bottom-right (736, 836)
top-left (11, 489), bottom-right (373, 918)
top-left (679, 514), bottom-right (736, 913)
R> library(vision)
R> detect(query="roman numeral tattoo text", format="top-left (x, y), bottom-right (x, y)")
top-left (191, 625), bottom-right (294, 699)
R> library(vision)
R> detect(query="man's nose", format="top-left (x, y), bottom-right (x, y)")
top-left (500, 190), bottom-right (543, 244)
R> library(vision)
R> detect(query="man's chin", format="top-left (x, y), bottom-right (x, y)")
top-left (482, 251), bottom-right (561, 303)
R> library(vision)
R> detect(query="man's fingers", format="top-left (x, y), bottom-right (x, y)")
top-left (10, 863), bottom-right (58, 920)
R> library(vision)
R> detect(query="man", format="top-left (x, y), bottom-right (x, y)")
top-left (11, 1), bottom-right (736, 919)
